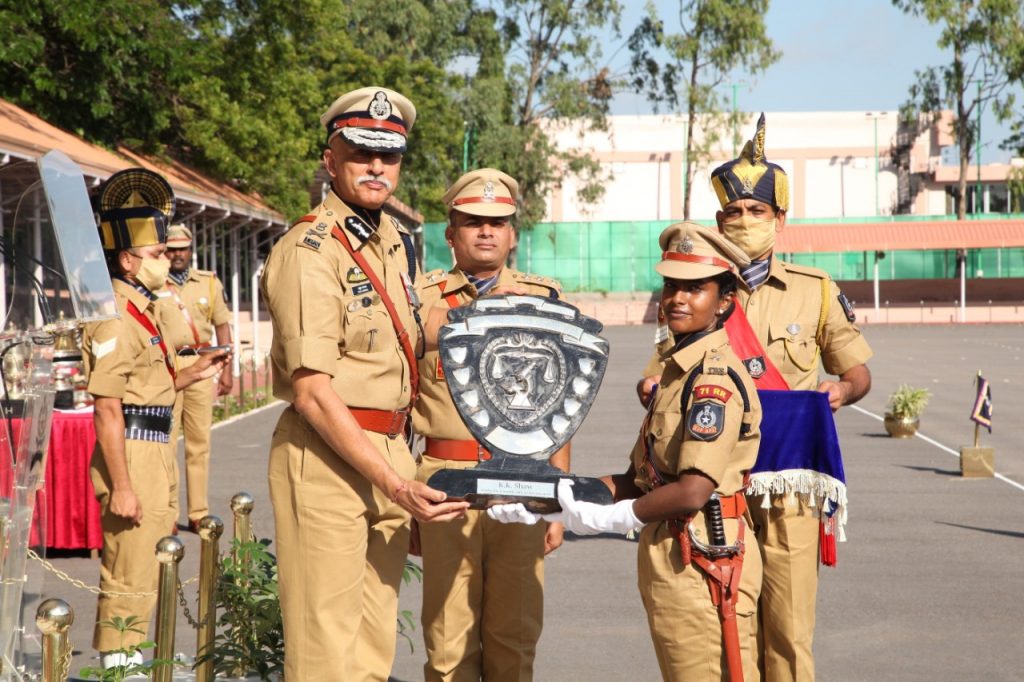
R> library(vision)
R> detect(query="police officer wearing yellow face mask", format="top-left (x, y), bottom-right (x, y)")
top-left (710, 115), bottom-right (873, 682)
top-left (84, 168), bottom-right (230, 669)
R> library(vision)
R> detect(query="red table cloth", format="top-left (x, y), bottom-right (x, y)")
top-left (6, 410), bottom-right (103, 550)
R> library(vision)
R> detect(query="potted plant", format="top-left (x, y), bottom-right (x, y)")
top-left (884, 384), bottom-right (930, 438)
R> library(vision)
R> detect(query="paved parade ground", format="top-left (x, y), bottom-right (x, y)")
top-left (30, 323), bottom-right (1024, 681)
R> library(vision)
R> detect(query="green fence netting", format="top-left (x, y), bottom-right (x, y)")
top-left (422, 217), bottom-right (1024, 292)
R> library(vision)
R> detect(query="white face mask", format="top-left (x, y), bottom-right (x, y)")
top-left (134, 256), bottom-right (170, 292)
top-left (720, 215), bottom-right (777, 259)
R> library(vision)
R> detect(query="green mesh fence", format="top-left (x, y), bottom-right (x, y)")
top-left (422, 218), bottom-right (1024, 292)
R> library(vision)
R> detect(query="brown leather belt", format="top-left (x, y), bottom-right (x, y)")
top-left (350, 408), bottom-right (409, 439)
top-left (425, 437), bottom-right (491, 461)
top-left (718, 491), bottom-right (747, 519)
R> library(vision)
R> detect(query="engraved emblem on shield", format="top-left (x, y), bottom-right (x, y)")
top-left (438, 295), bottom-right (608, 462)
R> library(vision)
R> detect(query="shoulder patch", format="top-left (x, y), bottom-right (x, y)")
top-left (693, 384), bottom-right (733, 403)
top-left (299, 233), bottom-right (324, 252)
top-left (782, 261), bottom-right (829, 280)
top-left (687, 400), bottom-right (725, 441)
top-left (837, 291), bottom-right (856, 323)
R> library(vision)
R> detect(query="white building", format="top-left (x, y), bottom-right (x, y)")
top-left (544, 111), bottom-right (1017, 222)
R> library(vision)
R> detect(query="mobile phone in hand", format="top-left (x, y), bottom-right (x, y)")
top-left (197, 344), bottom-right (233, 355)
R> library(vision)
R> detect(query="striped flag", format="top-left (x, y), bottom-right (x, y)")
top-left (970, 375), bottom-right (993, 433)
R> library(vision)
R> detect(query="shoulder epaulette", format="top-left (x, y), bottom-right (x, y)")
top-left (512, 271), bottom-right (563, 294)
top-left (782, 261), bottom-right (829, 280)
top-left (701, 348), bottom-right (730, 376)
top-left (421, 269), bottom-right (448, 287)
top-left (193, 268), bottom-right (215, 278)
top-left (291, 212), bottom-right (318, 229)
top-left (298, 229), bottom-right (325, 252)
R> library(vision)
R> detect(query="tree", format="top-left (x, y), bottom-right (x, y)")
top-left (457, 0), bottom-right (624, 230)
top-left (627, 0), bottom-right (779, 219)
top-left (895, 0), bottom-right (1024, 220)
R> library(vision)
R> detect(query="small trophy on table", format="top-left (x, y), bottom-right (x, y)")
top-left (427, 295), bottom-right (612, 513)
top-left (960, 371), bottom-right (994, 477)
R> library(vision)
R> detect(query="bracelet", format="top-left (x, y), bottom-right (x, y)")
top-left (390, 481), bottom-right (408, 503)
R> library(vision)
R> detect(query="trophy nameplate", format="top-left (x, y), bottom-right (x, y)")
top-left (427, 295), bottom-right (612, 513)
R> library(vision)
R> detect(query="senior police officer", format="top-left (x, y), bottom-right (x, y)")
top-left (412, 168), bottom-right (568, 681)
top-left (83, 168), bottom-right (230, 668)
top-left (260, 86), bottom-right (469, 681)
top-left (709, 115), bottom-right (872, 682)
top-left (157, 224), bottom-right (232, 533)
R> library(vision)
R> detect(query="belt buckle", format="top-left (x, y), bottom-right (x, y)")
top-left (387, 409), bottom-right (408, 439)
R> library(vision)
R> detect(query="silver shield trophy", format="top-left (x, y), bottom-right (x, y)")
top-left (427, 295), bottom-right (612, 513)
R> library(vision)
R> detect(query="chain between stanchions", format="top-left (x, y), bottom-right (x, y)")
top-left (28, 549), bottom-right (157, 598)
top-left (59, 638), bottom-right (72, 682)
top-left (177, 573), bottom-right (215, 629)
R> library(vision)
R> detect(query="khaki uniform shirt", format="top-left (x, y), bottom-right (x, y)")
top-left (632, 328), bottom-right (761, 497)
top-left (736, 257), bottom-right (872, 390)
top-left (157, 269), bottom-right (231, 350)
top-left (260, 190), bottom-right (419, 409)
top-left (82, 278), bottom-right (176, 407)
top-left (411, 267), bottom-right (562, 439)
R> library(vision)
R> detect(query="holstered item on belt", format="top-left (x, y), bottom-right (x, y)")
top-left (122, 412), bottom-right (173, 435)
top-left (349, 407), bottom-right (409, 439)
top-left (424, 437), bottom-right (491, 461)
top-left (690, 495), bottom-right (746, 682)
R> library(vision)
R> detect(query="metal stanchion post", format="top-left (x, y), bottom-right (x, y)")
top-left (230, 492), bottom-right (255, 546)
top-left (154, 536), bottom-right (185, 682)
top-left (36, 599), bottom-right (73, 682)
top-left (195, 515), bottom-right (224, 682)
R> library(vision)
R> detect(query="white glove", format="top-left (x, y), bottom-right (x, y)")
top-left (487, 503), bottom-right (543, 525)
top-left (543, 479), bottom-right (641, 536)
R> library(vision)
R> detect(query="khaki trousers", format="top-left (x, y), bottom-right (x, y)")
top-left (637, 518), bottom-right (762, 682)
top-left (171, 357), bottom-right (214, 522)
top-left (90, 438), bottom-right (178, 650)
top-left (416, 455), bottom-right (545, 682)
top-left (268, 406), bottom-right (415, 682)
top-left (747, 494), bottom-right (820, 682)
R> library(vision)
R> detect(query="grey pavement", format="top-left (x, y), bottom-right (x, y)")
top-left (21, 323), bottom-right (1024, 680)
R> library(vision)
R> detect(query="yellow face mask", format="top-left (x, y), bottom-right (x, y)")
top-left (134, 256), bottom-right (170, 293)
top-left (721, 215), bottom-right (777, 259)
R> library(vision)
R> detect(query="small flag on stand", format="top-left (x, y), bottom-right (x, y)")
top-left (969, 374), bottom-right (992, 433)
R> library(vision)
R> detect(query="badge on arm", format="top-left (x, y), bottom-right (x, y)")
top-left (687, 384), bottom-right (729, 441)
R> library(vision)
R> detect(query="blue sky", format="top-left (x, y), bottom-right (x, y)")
top-left (606, 0), bottom-right (1017, 163)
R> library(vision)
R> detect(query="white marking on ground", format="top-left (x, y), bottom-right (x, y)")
top-left (850, 404), bottom-right (1024, 494)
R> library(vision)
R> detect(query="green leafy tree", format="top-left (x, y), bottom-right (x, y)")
top-left (627, 0), bottom-right (779, 219)
top-left (457, 0), bottom-right (623, 233)
top-left (894, 0), bottom-right (1024, 220)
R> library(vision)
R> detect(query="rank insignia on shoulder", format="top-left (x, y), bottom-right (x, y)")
top-left (838, 291), bottom-right (856, 322)
top-left (693, 384), bottom-right (733, 403)
top-left (687, 401), bottom-right (724, 441)
top-left (301, 235), bottom-right (322, 251)
top-left (743, 356), bottom-right (766, 379)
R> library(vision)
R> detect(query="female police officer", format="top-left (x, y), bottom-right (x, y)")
top-left (491, 223), bottom-right (763, 681)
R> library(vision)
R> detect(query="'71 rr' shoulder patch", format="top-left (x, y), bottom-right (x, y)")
top-left (688, 400), bottom-right (725, 441)
top-left (693, 384), bottom-right (733, 403)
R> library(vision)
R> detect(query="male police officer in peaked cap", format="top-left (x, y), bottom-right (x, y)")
top-left (412, 168), bottom-right (567, 681)
top-left (260, 86), bottom-right (469, 681)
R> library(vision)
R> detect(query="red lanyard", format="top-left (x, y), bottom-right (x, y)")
top-left (125, 300), bottom-right (176, 380)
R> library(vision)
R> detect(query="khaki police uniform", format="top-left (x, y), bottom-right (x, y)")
top-left (261, 187), bottom-right (420, 682)
top-left (84, 278), bottom-right (179, 650)
top-left (633, 328), bottom-right (763, 681)
top-left (413, 266), bottom-right (560, 682)
top-left (157, 267), bottom-right (230, 522)
top-left (737, 256), bottom-right (872, 682)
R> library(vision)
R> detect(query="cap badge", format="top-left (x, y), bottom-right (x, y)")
top-left (740, 176), bottom-right (755, 194)
top-left (482, 181), bottom-right (495, 202)
top-left (369, 91), bottom-right (392, 121)
top-left (676, 235), bottom-right (694, 254)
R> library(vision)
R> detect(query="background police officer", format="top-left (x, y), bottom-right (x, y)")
top-left (157, 224), bottom-right (232, 532)
top-left (411, 168), bottom-right (567, 681)
top-left (260, 86), bottom-right (468, 682)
